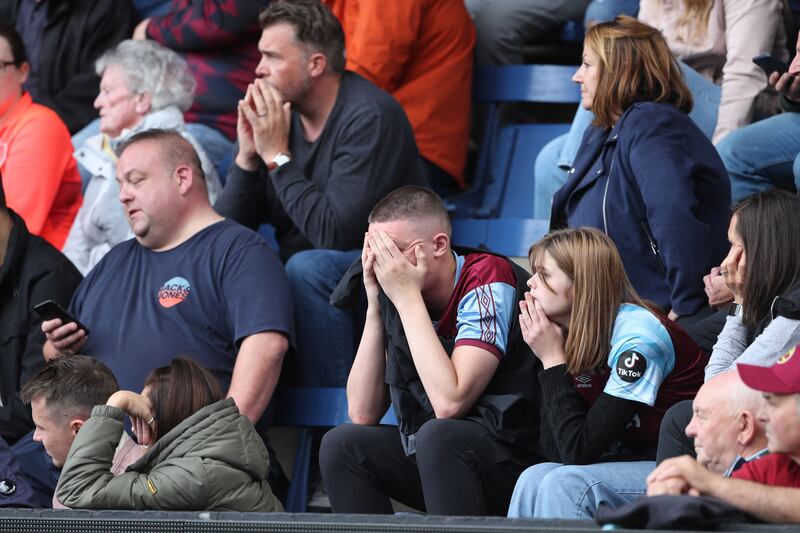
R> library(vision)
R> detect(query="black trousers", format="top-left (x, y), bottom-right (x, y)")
top-left (676, 308), bottom-right (727, 355)
top-left (319, 419), bottom-right (536, 516)
top-left (656, 399), bottom-right (695, 464)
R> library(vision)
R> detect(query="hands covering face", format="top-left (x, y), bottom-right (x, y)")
top-left (362, 231), bottom-right (427, 305)
top-left (519, 293), bottom-right (566, 369)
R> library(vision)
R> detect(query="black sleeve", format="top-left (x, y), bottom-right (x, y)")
top-left (0, 259), bottom-right (82, 442)
top-left (538, 364), bottom-right (641, 465)
top-left (264, 110), bottom-right (421, 251)
top-left (215, 160), bottom-right (271, 231)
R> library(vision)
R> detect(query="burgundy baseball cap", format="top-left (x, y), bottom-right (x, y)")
top-left (738, 344), bottom-right (800, 394)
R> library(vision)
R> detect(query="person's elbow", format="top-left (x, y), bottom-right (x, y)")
top-left (348, 408), bottom-right (382, 426)
top-left (431, 397), bottom-right (471, 420)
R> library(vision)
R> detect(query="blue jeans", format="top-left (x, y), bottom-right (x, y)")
top-left (185, 123), bottom-right (234, 182)
top-left (584, 0), bottom-right (640, 27)
top-left (285, 249), bottom-right (363, 387)
top-left (507, 460), bottom-right (654, 519)
top-left (533, 62), bottom-right (721, 219)
top-left (716, 112), bottom-right (800, 204)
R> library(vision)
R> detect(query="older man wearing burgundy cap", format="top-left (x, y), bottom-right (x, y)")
top-left (645, 344), bottom-right (800, 523)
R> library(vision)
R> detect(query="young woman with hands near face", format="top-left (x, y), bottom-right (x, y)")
top-left (509, 227), bottom-right (708, 519)
top-left (704, 190), bottom-right (800, 380)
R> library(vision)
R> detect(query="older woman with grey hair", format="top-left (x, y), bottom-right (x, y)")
top-left (63, 39), bottom-right (223, 275)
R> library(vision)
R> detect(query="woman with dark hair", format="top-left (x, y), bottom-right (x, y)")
top-left (55, 357), bottom-right (282, 512)
top-left (549, 16), bottom-right (730, 327)
top-left (0, 23), bottom-right (82, 249)
top-left (655, 189), bottom-right (800, 464)
top-left (705, 190), bottom-right (800, 378)
top-left (506, 227), bottom-right (707, 518)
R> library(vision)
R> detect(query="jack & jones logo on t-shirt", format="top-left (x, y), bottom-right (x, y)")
top-left (157, 277), bottom-right (191, 308)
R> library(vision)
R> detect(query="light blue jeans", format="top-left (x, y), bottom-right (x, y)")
top-left (507, 460), bottom-right (655, 519)
top-left (715, 111), bottom-right (800, 204)
top-left (533, 62), bottom-right (721, 219)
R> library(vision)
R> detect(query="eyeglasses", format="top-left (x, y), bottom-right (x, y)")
top-left (0, 61), bottom-right (17, 73)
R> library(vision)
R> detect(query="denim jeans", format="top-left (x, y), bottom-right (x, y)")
top-left (584, 0), bottom-right (640, 26)
top-left (533, 62), bottom-right (721, 219)
top-left (285, 249), bottom-right (363, 387)
top-left (715, 112), bottom-right (800, 203)
top-left (507, 460), bottom-right (654, 519)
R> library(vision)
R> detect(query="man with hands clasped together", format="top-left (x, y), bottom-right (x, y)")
top-left (320, 186), bottom-right (541, 516)
top-left (215, 0), bottom-right (426, 388)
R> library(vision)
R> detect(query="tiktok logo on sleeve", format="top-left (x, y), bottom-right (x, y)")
top-left (615, 350), bottom-right (647, 383)
top-left (157, 277), bottom-right (191, 308)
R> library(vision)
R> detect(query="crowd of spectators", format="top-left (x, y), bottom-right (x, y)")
top-left (0, 0), bottom-right (799, 526)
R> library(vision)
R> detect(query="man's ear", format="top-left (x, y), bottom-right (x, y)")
top-left (17, 62), bottom-right (30, 84)
top-left (432, 232), bottom-right (450, 258)
top-left (173, 164), bottom-right (194, 194)
top-left (69, 418), bottom-right (85, 437)
top-left (134, 92), bottom-right (153, 115)
top-left (308, 51), bottom-right (328, 78)
top-left (737, 411), bottom-right (756, 447)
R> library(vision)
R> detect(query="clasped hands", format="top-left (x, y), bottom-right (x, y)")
top-left (646, 455), bottom-right (719, 497)
top-left (362, 231), bottom-right (427, 308)
top-left (106, 390), bottom-right (156, 447)
top-left (235, 79), bottom-right (291, 171)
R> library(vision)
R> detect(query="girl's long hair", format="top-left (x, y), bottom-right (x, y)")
top-left (734, 190), bottom-right (800, 329)
top-left (530, 227), bottom-right (650, 375)
top-left (144, 356), bottom-right (224, 440)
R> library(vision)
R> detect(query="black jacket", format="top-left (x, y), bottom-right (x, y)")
top-left (1, 0), bottom-right (139, 134)
top-left (0, 210), bottom-right (82, 443)
top-left (551, 103), bottom-right (730, 316)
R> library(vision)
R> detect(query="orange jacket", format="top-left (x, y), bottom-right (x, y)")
top-left (326, 0), bottom-right (475, 186)
top-left (0, 93), bottom-right (82, 249)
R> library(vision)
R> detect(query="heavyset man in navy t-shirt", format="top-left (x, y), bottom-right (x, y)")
top-left (23, 129), bottom-right (295, 505)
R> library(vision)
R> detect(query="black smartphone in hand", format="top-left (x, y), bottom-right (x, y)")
top-left (33, 300), bottom-right (90, 336)
top-left (753, 54), bottom-right (789, 76)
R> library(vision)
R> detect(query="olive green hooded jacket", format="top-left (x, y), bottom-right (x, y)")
top-left (56, 398), bottom-right (282, 512)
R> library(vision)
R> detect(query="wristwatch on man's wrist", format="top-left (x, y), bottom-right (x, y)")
top-left (267, 152), bottom-right (291, 171)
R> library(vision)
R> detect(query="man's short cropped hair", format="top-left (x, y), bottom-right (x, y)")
top-left (259, 0), bottom-right (346, 74)
top-left (20, 356), bottom-right (119, 417)
top-left (117, 128), bottom-right (206, 185)
top-left (368, 186), bottom-right (451, 236)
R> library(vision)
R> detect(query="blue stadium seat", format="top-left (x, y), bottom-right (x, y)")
top-left (272, 387), bottom-right (396, 512)
top-left (448, 65), bottom-right (580, 256)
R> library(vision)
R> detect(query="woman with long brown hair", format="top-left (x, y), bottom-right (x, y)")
top-left (548, 16), bottom-right (730, 331)
top-left (655, 189), bottom-right (800, 463)
top-left (55, 356), bottom-right (282, 512)
top-left (507, 227), bottom-right (708, 519)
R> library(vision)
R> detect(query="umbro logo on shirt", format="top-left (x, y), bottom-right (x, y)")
top-left (157, 277), bottom-right (191, 308)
